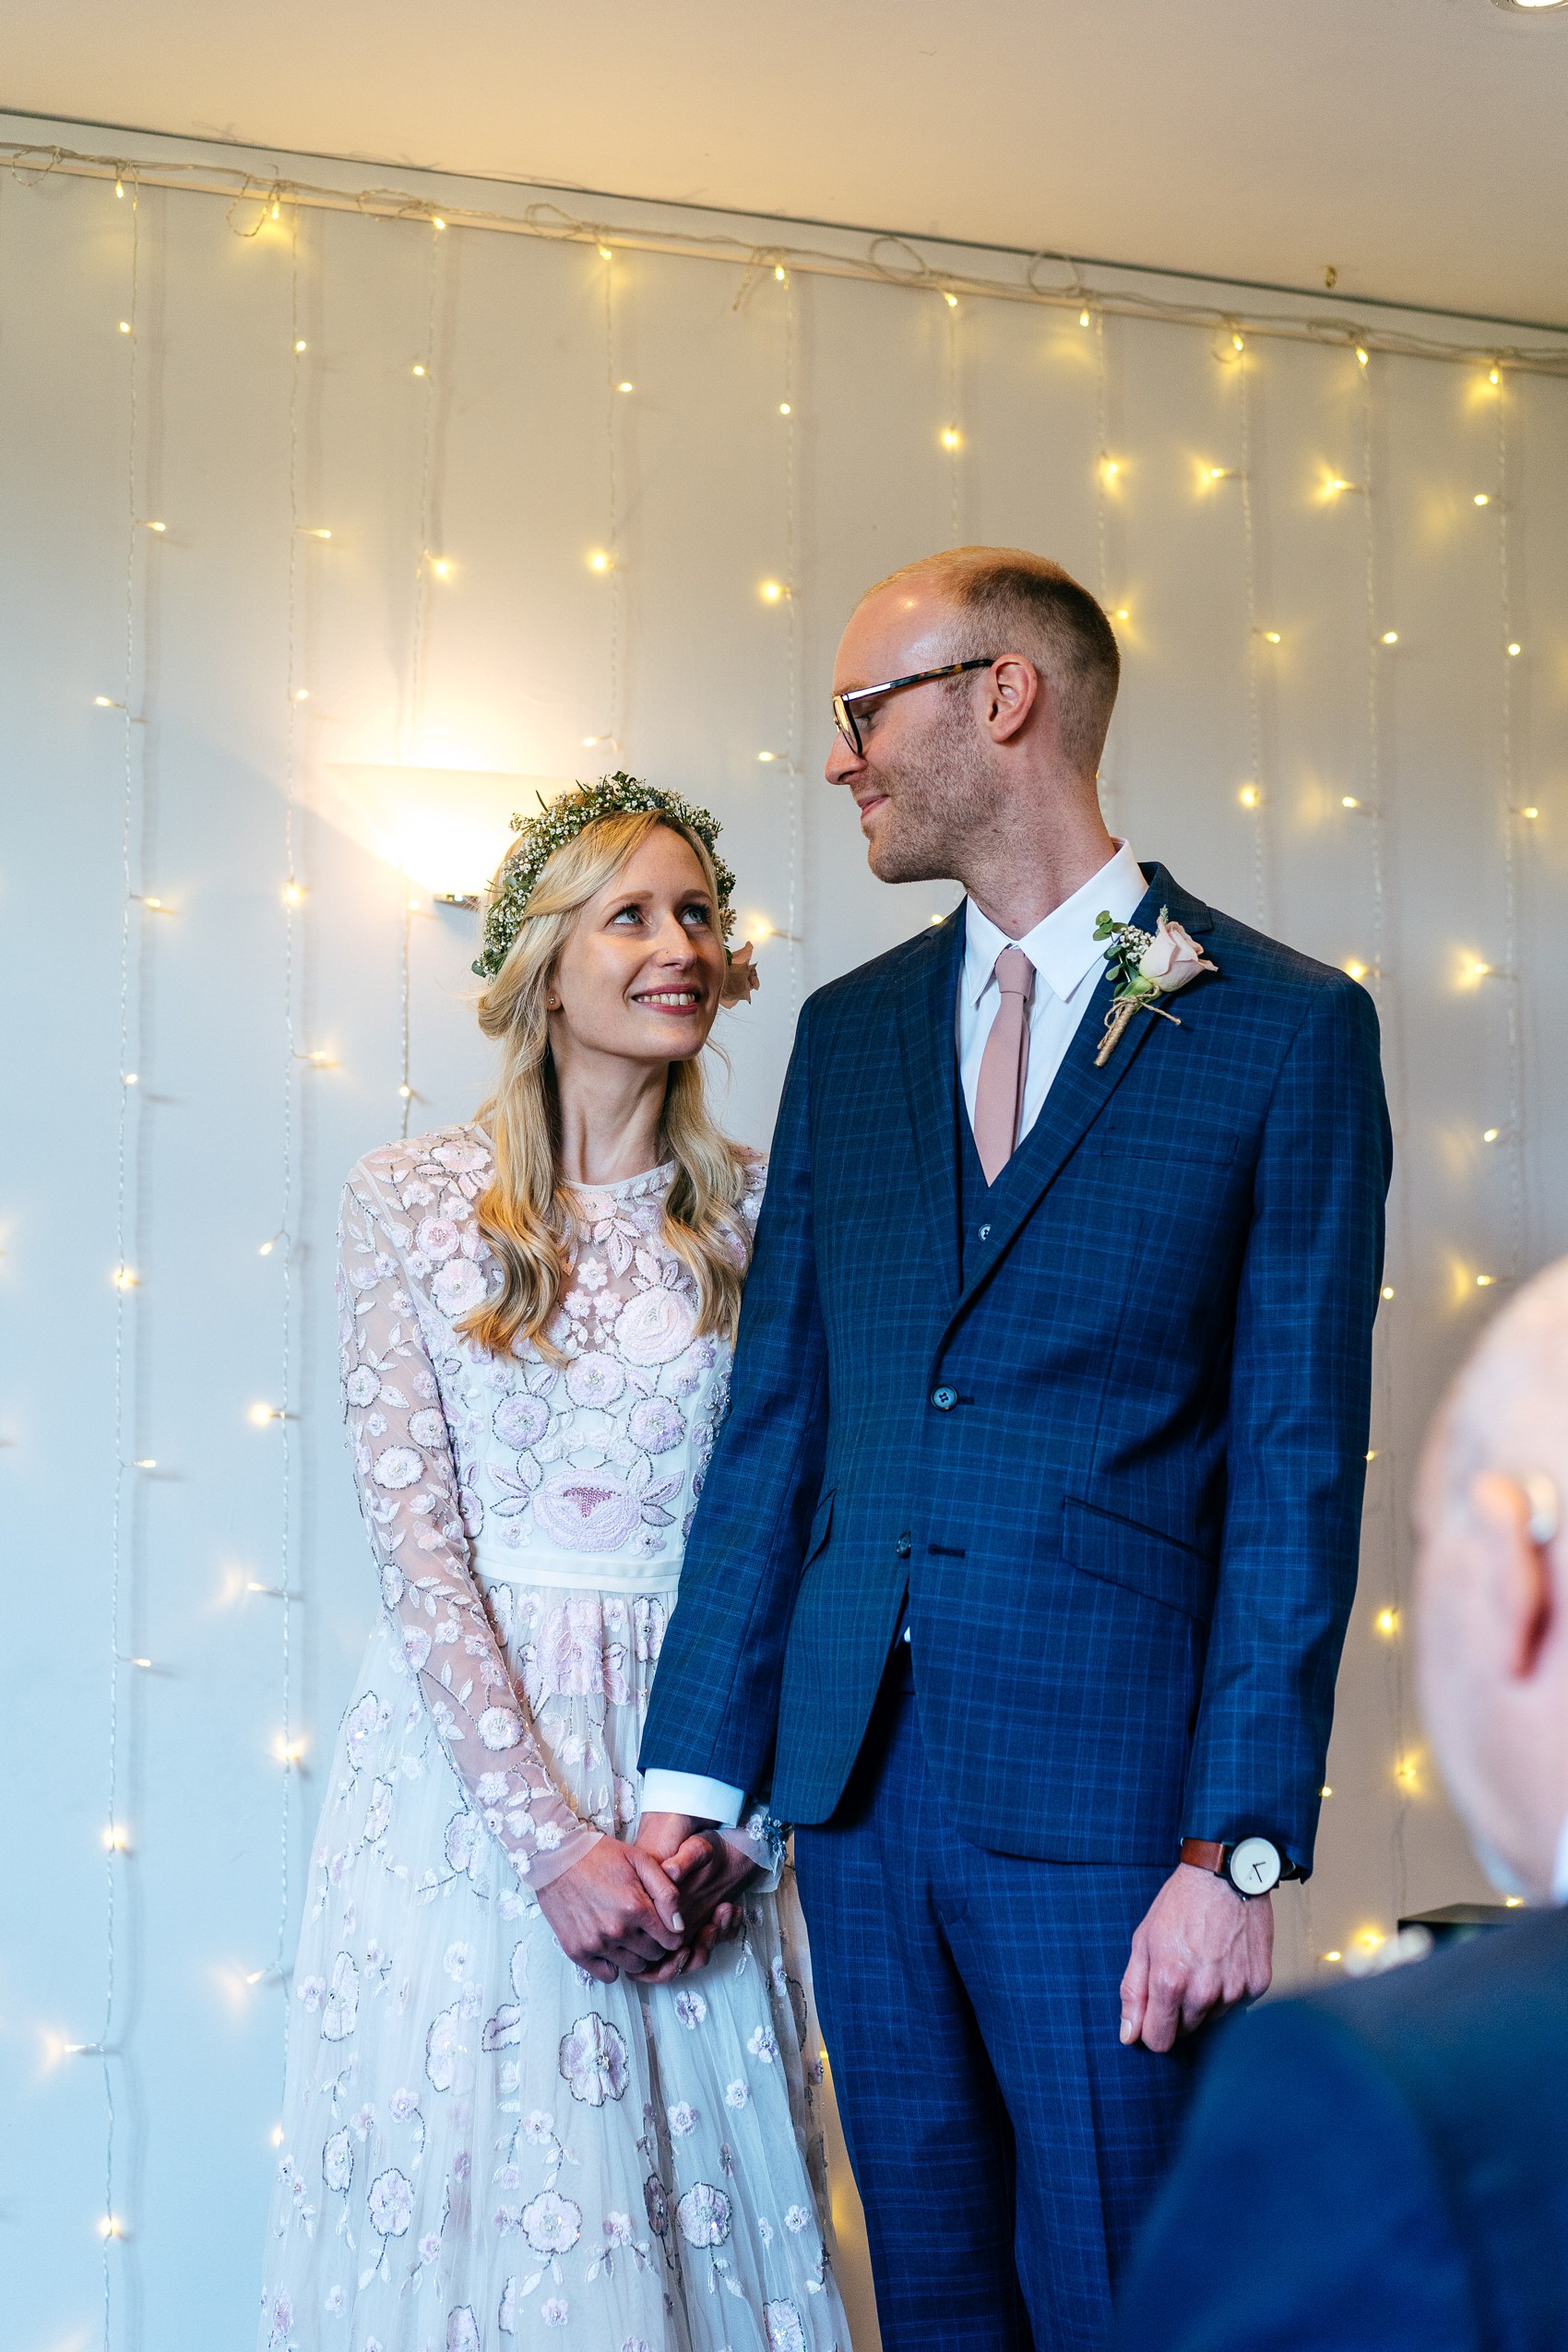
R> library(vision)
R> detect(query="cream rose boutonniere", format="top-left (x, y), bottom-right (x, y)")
top-left (1092, 907), bottom-right (1218, 1067)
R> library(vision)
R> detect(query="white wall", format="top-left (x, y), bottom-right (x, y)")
top-left (4, 115), bottom-right (1568, 2352)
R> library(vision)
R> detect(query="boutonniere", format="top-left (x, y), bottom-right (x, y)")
top-left (1091, 907), bottom-right (1218, 1067)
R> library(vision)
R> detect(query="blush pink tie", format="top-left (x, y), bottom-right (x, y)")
top-left (973, 945), bottom-right (1035, 1184)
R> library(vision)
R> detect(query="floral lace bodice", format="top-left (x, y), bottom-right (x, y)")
top-left (337, 1123), bottom-right (763, 1890)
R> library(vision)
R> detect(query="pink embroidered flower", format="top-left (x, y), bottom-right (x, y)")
top-left (559, 2013), bottom-right (630, 2106)
top-left (321, 2129), bottom-right (354, 2192)
top-left (415, 1216), bottom-right (461, 1261)
top-left (522, 2190), bottom-right (582, 2256)
top-left (493, 1394), bottom-right (548, 1449)
top-left (565, 1351), bottom-right (625, 1408)
top-left (345, 1365), bottom-right (381, 1408)
top-left (476, 1706), bottom-right (522, 1751)
top-left (433, 1141), bottom-right (489, 1174)
top-left (533, 1469), bottom-right (641, 1552)
top-left (766, 2303), bottom-right (807, 2352)
top-left (367, 2167), bottom-right (412, 2238)
top-left (408, 1408), bottom-right (445, 1450)
top-left (433, 1258), bottom-right (488, 1319)
top-left (629, 1397), bottom-right (683, 1454)
top-left (676, 2181), bottom-right (731, 2248)
top-left (1136, 915), bottom-right (1218, 995)
top-left (373, 1445), bottom-right (422, 1491)
top-left (613, 1288), bottom-right (697, 1366)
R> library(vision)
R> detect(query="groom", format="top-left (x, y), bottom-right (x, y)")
top-left (636, 547), bottom-right (1392, 2347)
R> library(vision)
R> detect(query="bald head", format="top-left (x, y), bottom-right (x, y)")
top-left (1415, 1255), bottom-right (1568, 1902)
top-left (862, 546), bottom-right (1121, 779)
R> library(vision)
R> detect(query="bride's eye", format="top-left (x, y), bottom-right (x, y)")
top-left (680, 900), bottom-right (714, 930)
top-left (607, 901), bottom-right (646, 927)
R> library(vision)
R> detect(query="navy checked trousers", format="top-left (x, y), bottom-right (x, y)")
top-left (796, 1650), bottom-right (1199, 2352)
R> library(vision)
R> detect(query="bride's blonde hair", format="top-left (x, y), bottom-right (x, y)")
top-left (460, 809), bottom-right (753, 1361)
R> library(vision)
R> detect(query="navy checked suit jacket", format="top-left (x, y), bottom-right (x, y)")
top-left (1117, 1906), bottom-right (1568, 2350)
top-left (639, 863), bottom-right (1393, 1868)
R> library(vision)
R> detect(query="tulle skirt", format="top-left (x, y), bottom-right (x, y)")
top-left (258, 1594), bottom-right (848, 2352)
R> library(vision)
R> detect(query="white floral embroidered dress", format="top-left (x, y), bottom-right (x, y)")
top-left (259, 1124), bottom-right (846, 2352)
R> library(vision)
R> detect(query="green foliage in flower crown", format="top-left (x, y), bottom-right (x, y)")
top-left (472, 772), bottom-right (737, 980)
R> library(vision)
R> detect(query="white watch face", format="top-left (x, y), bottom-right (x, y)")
top-left (1229, 1836), bottom-right (1282, 1895)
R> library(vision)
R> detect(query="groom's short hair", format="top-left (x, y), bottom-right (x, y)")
top-left (866, 546), bottom-right (1121, 778)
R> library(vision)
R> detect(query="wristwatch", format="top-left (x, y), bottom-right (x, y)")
top-left (1181, 1835), bottom-right (1285, 1898)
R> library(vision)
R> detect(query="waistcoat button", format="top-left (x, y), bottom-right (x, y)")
top-left (895, 1533), bottom-right (912, 1558)
top-left (931, 1385), bottom-right (958, 1411)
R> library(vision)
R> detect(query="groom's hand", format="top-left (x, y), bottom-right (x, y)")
top-left (633, 1812), bottom-right (758, 1983)
top-left (1119, 1863), bottom-right (1274, 2052)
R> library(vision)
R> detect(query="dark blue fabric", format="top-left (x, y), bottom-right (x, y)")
top-left (641, 864), bottom-right (1392, 1869)
top-left (1117, 1907), bottom-right (1568, 2352)
top-left (796, 1665), bottom-right (1198, 2352)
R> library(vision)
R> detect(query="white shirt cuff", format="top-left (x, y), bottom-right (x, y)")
top-left (639, 1768), bottom-right (745, 1828)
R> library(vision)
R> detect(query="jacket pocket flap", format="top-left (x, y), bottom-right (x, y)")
top-left (802, 1486), bottom-right (835, 1570)
top-left (1061, 1494), bottom-right (1214, 1620)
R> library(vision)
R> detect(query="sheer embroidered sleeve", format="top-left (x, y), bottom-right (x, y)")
top-left (337, 1160), bottom-right (601, 1892)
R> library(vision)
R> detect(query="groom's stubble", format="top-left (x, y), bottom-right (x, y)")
top-left (860, 683), bottom-right (1008, 888)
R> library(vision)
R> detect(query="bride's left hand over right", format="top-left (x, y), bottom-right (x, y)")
top-left (634, 1812), bottom-right (761, 1983)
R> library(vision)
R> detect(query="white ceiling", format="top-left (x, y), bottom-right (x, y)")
top-left (6, 0), bottom-right (1568, 326)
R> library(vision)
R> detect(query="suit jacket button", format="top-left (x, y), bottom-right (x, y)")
top-left (931, 1385), bottom-right (958, 1411)
top-left (895, 1533), bottom-right (912, 1558)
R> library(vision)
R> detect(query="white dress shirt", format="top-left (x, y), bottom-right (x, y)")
top-left (642, 842), bottom-right (1149, 1829)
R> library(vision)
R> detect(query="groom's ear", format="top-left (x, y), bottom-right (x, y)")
top-left (983, 655), bottom-right (1040, 745)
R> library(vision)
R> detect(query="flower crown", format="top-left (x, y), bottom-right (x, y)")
top-left (471, 772), bottom-right (737, 981)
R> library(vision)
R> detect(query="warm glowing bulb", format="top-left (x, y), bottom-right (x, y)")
top-left (760, 579), bottom-right (786, 602)
top-left (1366, 1449), bottom-right (1378, 1463)
top-left (272, 1733), bottom-right (308, 1765)
top-left (1238, 785), bottom-right (1261, 810)
top-left (248, 1403), bottom-right (279, 1427)
top-left (1112, 606), bottom-right (1129, 621)
top-left (103, 1823), bottom-right (130, 1851)
top-left (134, 1458), bottom-right (157, 1471)
top-left (1356, 347), bottom-right (1369, 367)
top-left (618, 380), bottom-right (634, 393)
top-left (944, 291), bottom-right (958, 309)
top-left (1321, 1785), bottom-right (1334, 1798)
top-left (305, 527), bottom-right (332, 540)
top-left (929, 913), bottom-right (945, 927)
top-left (294, 339), bottom-right (307, 353)
top-left (412, 362), bottom-right (426, 377)
top-left (1489, 367), bottom-right (1501, 386)
top-left (113, 1265), bottom-right (138, 1290)
top-left (270, 201), bottom-right (280, 221)
top-left (756, 751), bottom-right (777, 763)
top-left (99, 2215), bottom-right (125, 2240)
top-left (1469, 958), bottom-right (1492, 980)
top-left (293, 687), bottom-right (309, 701)
top-left (118, 320), bottom-right (131, 335)
top-left (1482, 1127), bottom-right (1501, 1143)
top-left (258, 1238), bottom-right (274, 1256)
top-left (1344, 959), bottom-right (1368, 981)
top-left (1232, 332), bottom-right (1245, 351)
top-left (1324, 1949), bottom-right (1343, 1963)
top-left (1476, 1273), bottom-right (1495, 1288)
top-left (940, 427), bottom-right (962, 450)
top-left (1328, 478), bottom-right (1351, 493)
top-left (1474, 493), bottom-right (1491, 506)
top-left (1505, 1896), bottom-right (1526, 1908)
top-left (1103, 457), bottom-right (1122, 480)
top-left (433, 217), bottom-right (446, 232)
top-left (146, 519), bottom-right (166, 533)
top-left (123, 1071), bottom-right (138, 1087)
top-left (775, 265), bottom-right (787, 282)
top-left (95, 695), bottom-right (117, 707)
top-left (1519, 805), bottom-right (1539, 819)
top-left (1262, 630), bottom-right (1282, 645)
top-left (281, 882), bottom-right (305, 907)
top-left (1382, 1285), bottom-right (1396, 1301)
top-left (1381, 630), bottom-right (1399, 645)
top-left (1079, 309), bottom-right (1091, 327)
top-left (270, 2123), bottom-right (285, 2147)
top-left (778, 401), bottom-right (791, 415)
top-left (1508, 642), bottom-right (1522, 657)
top-left (1395, 1757), bottom-right (1419, 1787)
top-left (588, 551), bottom-right (612, 573)
top-left (1342, 795), bottom-right (1360, 809)
top-left (598, 243), bottom-right (612, 260)
top-left (430, 557), bottom-right (451, 578)
top-left (1375, 1607), bottom-right (1398, 1637)
top-left (398, 1084), bottom-right (413, 1099)
top-left (115, 178), bottom-right (125, 198)
top-left (1358, 1926), bottom-right (1386, 1948)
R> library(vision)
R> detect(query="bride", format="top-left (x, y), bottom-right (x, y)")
top-left (259, 778), bottom-right (849, 2352)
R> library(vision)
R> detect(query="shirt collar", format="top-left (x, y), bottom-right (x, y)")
top-left (964, 840), bottom-right (1147, 1008)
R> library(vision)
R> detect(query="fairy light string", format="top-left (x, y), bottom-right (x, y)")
top-left (1493, 373), bottom-right (1527, 1281)
top-left (602, 243), bottom-right (624, 750)
top-left (97, 166), bottom-right (143, 2322)
top-left (1234, 334), bottom-right (1274, 930)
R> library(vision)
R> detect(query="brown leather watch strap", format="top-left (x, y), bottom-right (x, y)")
top-left (1180, 1837), bottom-right (1228, 1874)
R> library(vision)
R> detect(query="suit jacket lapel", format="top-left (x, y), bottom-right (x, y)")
top-left (953, 864), bottom-right (1217, 1312)
top-left (893, 909), bottom-right (964, 1307)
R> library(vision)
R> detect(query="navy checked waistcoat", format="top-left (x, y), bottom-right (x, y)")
top-left (639, 865), bottom-right (1393, 1868)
